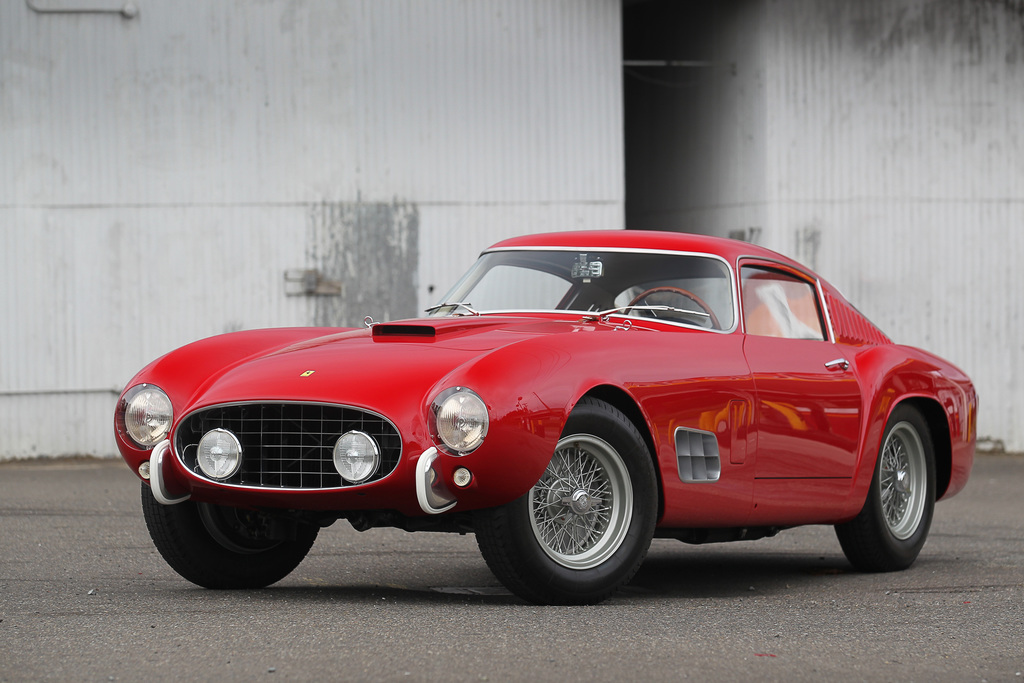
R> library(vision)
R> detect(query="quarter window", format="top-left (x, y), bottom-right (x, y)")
top-left (741, 266), bottom-right (826, 340)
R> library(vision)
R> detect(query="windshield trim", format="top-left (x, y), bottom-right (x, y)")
top-left (436, 245), bottom-right (739, 334)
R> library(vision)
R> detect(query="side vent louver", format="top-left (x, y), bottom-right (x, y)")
top-left (675, 428), bottom-right (721, 483)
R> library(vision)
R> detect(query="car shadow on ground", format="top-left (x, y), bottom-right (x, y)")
top-left (624, 546), bottom-right (857, 600)
top-left (156, 544), bottom-right (867, 607)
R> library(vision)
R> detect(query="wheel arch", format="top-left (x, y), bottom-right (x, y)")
top-left (580, 384), bottom-right (665, 520)
top-left (895, 396), bottom-right (953, 499)
top-left (852, 344), bottom-right (971, 508)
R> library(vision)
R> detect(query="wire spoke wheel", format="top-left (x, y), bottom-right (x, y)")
top-left (529, 435), bottom-right (633, 569)
top-left (834, 405), bottom-right (935, 573)
top-left (474, 397), bottom-right (657, 604)
top-left (878, 422), bottom-right (927, 540)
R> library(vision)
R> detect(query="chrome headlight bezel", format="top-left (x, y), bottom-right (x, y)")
top-left (333, 430), bottom-right (381, 484)
top-left (430, 387), bottom-right (489, 455)
top-left (119, 384), bottom-right (173, 449)
top-left (196, 428), bottom-right (243, 480)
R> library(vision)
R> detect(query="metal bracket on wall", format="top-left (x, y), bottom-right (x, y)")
top-left (623, 59), bottom-right (737, 77)
top-left (728, 227), bottom-right (762, 244)
top-left (26, 0), bottom-right (138, 18)
top-left (284, 269), bottom-right (342, 297)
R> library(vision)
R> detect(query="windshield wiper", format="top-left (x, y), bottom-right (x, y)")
top-left (580, 305), bottom-right (711, 322)
top-left (424, 301), bottom-right (481, 316)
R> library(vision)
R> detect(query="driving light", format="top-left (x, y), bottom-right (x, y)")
top-left (333, 431), bottom-right (380, 483)
top-left (122, 385), bottom-right (173, 448)
top-left (432, 387), bottom-right (488, 454)
top-left (453, 467), bottom-right (473, 488)
top-left (197, 429), bottom-right (243, 480)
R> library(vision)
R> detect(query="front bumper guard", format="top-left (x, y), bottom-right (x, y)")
top-left (415, 447), bottom-right (456, 514)
top-left (149, 439), bottom-right (190, 505)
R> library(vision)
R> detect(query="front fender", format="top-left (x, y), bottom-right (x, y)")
top-left (424, 340), bottom-right (579, 510)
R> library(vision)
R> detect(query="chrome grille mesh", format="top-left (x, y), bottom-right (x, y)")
top-left (175, 403), bottom-right (401, 489)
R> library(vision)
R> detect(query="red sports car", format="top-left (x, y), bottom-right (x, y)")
top-left (114, 230), bottom-right (977, 604)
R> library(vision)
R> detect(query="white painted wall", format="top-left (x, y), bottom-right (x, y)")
top-left (0, 0), bottom-right (624, 458)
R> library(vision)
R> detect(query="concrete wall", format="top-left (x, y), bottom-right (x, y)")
top-left (0, 0), bottom-right (625, 458)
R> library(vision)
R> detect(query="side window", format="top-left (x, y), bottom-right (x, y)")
top-left (741, 266), bottom-right (826, 340)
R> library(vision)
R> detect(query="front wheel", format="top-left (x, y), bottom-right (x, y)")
top-left (475, 398), bottom-right (658, 604)
top-left (835, 405), bottom-right (936, 572)
top-left (141, 484), bottom-right (319, 588)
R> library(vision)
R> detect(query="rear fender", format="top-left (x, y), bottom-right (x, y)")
top-left (847, 345), bottom-right (976, 516)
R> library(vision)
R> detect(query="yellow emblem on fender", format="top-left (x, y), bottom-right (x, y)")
top-left (300, 370), bottom-right (315, 377)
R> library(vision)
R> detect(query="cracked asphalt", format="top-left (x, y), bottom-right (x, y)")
top-left (1, 455), bottom-right (1021, 682)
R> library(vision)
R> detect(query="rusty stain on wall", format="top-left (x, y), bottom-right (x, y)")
top-left (840, 0), bottom-right (1024, 68)
top-left (794, 225), bottom-right (821, 272)
top-left (307, 201), bottom-right (419, 327)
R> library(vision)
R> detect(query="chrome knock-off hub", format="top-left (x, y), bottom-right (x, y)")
top-left (567, 489), bottom-right (593, 515)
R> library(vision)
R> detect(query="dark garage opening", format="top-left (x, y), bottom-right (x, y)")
top-left (623, 1), bottom-right (761, 237)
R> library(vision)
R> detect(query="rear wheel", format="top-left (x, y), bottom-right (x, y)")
top-left (141, 484), bottom-right (318, 588)
top-left (835, 405), bottom-right (935, 572)
top-left (475, 398), bottom-right (658, 604)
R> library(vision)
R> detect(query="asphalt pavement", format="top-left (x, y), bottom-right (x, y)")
top-left (0, 455), bottom-right (1021, 682)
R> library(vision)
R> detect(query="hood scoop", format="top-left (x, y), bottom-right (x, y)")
top-left (372, 323), bottom-right (436, 339)
top-left (370, 317), bottom-right (513, 342)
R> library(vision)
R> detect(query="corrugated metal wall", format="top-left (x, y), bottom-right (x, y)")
top-left (759, 0), bottom-right (1024, 450)
top-left (0, 0), bottom-right (624, 458)
top-left (9, 0), bottom-right (1016, 457)
top-left (622, 0), bottom-right (1020, 450)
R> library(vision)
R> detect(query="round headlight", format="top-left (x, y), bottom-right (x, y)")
top-left (197, 429), bottom-right (243, 480)
top-left (432, 387), bottom-right (488, 454)
top-left (123, 385), bottom-right (173, 448)
top-left (333, 431), bottom-right (380, 483)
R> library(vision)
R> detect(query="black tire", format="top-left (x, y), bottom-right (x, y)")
top-left (141, 483), bottom-right (319, 589)
top-left (475, 397), bottom-right (658, 605)
top-left (835, 404), bottom-right (936, 572)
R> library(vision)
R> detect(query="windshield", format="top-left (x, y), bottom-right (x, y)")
top-left (430, 249), bottom-right (736, 331)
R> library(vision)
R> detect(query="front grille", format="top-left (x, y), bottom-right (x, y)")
top-left (175, 403), bottom-right (402, 489)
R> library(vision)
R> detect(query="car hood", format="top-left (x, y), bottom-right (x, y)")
top-left (177, 316), bottom-right (592, 412)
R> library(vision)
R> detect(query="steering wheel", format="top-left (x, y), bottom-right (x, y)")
top-left (627, 287), bottom-right (721, 329)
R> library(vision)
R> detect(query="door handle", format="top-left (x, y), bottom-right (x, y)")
top-left (825, 358), bottom-right (850, 371)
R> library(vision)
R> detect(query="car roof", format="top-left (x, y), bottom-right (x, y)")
top-left (487, 230), bottom-right (814, 278)
top-left (486, 230), bottom-right (894, 346)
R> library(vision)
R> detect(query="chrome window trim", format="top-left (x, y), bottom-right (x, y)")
top-left (736, 255), bottom-right (836, 343)
top-left (815, 279), bottom-right (838, 344)
top-left (459, 245), bottom-right (741, 334)
top-left (171, 400), bottom-right (403, 492)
